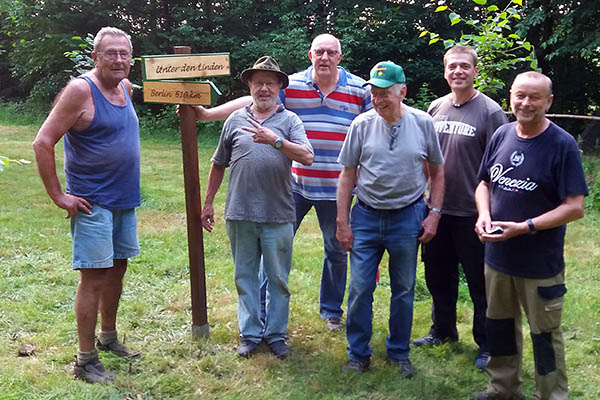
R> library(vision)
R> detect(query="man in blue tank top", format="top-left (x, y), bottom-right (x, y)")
top-left (32, 27), bottom-right (141, 383)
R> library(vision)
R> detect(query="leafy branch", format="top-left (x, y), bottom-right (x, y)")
top-left (0, 156), bottom-right (31, 172)
top-left (63, 33), bottom-right (95, 77)
top-left (420, 0), bottom-right (538, 94)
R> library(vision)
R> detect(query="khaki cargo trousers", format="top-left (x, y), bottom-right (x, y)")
top-left (484, 264), bottom-right (568, 400)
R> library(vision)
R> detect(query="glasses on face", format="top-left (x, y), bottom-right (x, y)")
top-left (251, 81), bottom-right (279, 89)
top-left (312, 49), bottom-right (339, 57)
top-left (98, 50), bottom-right (132, 61)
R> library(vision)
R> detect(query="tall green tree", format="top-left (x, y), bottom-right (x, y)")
top-left (519, 0), bottom-right (600, 115)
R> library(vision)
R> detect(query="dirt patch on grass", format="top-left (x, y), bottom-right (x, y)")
top-left (138, 210), bottom-right (187, 233)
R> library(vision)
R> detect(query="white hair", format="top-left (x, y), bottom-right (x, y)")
top-left (391, 83), bottom-right (406, 96)
top-left (93, 27), bottom-right (132, 52)
top-left (310, 34), bottom-right (342, 53)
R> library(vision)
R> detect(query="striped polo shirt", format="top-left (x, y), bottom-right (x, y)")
top-left (280, 66), bottom-right (371, 201)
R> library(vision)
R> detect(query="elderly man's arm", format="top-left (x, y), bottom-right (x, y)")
top-left (191, 96), bottom-right (252, 121)
top-left (243, 118), bottom-right (314, 165)
top-left (201, 163), bottom-right (226, 232)
top-left (336, 167), bottom-right (358, 251)
top-left (478, 194), bottom-right (585, 243)
top-left (419, 162), bottom-right (444, 243)
top-left (32, 80), bottom-right (93, 218)
top-left (278, 141), bottom-right (314, 165)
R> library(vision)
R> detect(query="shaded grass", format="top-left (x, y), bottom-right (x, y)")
top-left (1, 120), bottom-right (599, 399)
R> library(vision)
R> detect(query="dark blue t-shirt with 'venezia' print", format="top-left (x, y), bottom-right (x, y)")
top-left (477, 121), bottom-right (588, 279)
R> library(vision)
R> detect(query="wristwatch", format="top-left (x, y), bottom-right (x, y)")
top-left (526, 218), bottom-right (537, 235)
top-left (273, 137), bottom-right (283, 149)
top-left (430, 207), bottom-right (441, 214)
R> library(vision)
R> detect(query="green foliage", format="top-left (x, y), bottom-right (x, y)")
top-left (25, 72), bottom-right (69, 112)
top-left (583, 155), bottom-right (600, 212)
top-left (2, 0), bottom-right (598, 118)
top-left (420, 0), bottom-right (537, 95)
top-left (405, 83), bottom-right (438, 112)
top-left (0, 100), bottom-right (46, 125)
top-left (518, 0), bottom-right (600, 115)
top-left (63, 34), bottom-right (95, 77)
top-left (136, 105), bottom-right (181, 140)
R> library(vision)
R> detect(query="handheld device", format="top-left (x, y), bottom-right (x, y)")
top-left (487, 226), bottom-right (504, 235)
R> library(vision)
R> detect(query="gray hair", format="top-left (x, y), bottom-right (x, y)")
top-left (93, 27), bottom-right (132, 53)
top-left (391, 83), bottom-right (406, 96)
top-left (310, 34), bottom-right (342, 53)
top-left (512, 71), bottom-right (553, 96)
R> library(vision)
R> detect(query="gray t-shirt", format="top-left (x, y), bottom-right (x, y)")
top-left (338, 106), bottom-right (444, 210)
top-left (212, 105), bottom-right (312, 223)
top-left (428, 92), bottom-right (508, 216)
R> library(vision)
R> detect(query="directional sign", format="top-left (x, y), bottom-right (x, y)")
top-left (143, 80), bottom-right (222, 105)
top-left (142, 53), bottom-right (230, 80)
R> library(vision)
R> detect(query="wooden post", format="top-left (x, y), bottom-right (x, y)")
top-left (175, 45), bottom-right (209, 338)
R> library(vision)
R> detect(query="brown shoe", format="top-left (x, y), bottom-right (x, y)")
top-left (326, 317), bottom-right (344, 331)
top-left (342, 358), bottom-right (370, 373)
top-left (73, 358), bottom-right (115, 383)
top-left (97, 339), bottom-right (142, 359)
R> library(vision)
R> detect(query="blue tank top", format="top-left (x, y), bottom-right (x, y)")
top-left (64, 76), bottom-right (141, 209)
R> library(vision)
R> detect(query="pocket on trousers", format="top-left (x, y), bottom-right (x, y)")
top-left (538, 283), bottom-right (567, 311)
top-left (537, 284), bottom-right (567, 300)
top-left (537, 284), bottom-right (565, 327)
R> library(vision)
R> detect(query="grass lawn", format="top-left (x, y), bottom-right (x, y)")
top-left (1, 119), bottom-right (599, 399)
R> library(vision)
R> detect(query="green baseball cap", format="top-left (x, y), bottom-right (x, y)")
top-left (363, 61), bottom-right (406, 88)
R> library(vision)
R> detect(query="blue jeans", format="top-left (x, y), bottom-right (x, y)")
top-left (346, 199), bottom-right (426, 362)
top-left (226, 220), bottom-right (294, 345)
top-left (260, 192), bottom-right (348, 320)
top-left (294, 192), bottom-right (348, 319)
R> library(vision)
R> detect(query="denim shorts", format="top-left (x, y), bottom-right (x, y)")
top-left (70, 204), bottom-right (140, 270)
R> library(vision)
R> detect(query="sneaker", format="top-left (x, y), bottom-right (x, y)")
top-left (412, 332), bottom-right (457, 347)
top-left (474, 351), bottom-right (490, 371)
top-left (268, 340), bottom-right (291, 359)
top-left (97, 339), bottom-right (142, 359)
top-left (326, 317), bottom-right (343, 331)
top-left (387, 357), bottom-right (414, 378)
top-left (236, 340), bottom-right (258, 358)
top-left (73, 358), bottom-right (115, 383)
top-left (342, 359), bottom-right (370, 373)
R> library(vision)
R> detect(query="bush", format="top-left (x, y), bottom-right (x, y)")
top-left (136, 103), bottom-right (226, 143)
top-left (405, 83), bottom-right (438, 112)
top-left (26, 73), bottom-right (70, 112)
top-left (0, 101), bottom-right (47, 126)
top-left (583, 155), bottom-right (600, 212)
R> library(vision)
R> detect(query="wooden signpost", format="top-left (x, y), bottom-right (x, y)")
top-left (142, 47), bottom-right (230, 338)
top-left (143, 80), bottom-right (220, 105)
top-left (143, 53), bottom-right (229, 80)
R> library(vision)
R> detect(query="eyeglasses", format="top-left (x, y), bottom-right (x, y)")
top-left (312, 49), bottom-right (339, 57)
top-left (251, 81), bottom-right (279, 89)
top-left (98, 50), bottom-right (132, 61)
